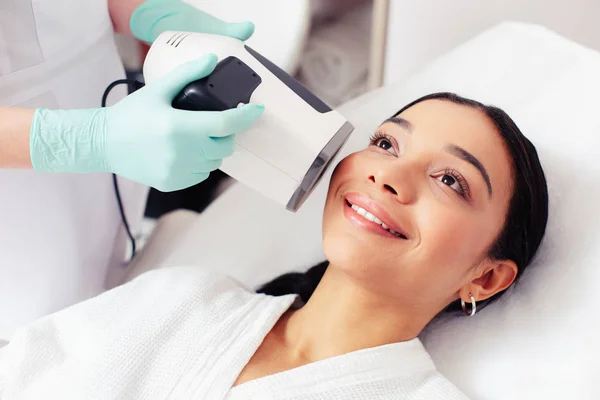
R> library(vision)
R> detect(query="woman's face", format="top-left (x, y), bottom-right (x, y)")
top-left (322, 99), bottom-right (515, 312)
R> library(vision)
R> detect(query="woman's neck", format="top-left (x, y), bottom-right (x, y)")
top-left (274, 264), bottom-right (431, 363)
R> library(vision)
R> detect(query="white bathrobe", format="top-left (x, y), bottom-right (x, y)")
top-left (0, 266), bottom-right (468, 399)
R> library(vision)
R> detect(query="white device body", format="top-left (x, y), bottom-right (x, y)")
top-left (143, 31), bottom-right (353, 211)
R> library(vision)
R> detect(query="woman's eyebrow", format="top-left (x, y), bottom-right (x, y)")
top-left (445, 144), bottom-right (493, 197)
top-left (381, 117), bottom-right (493, 197)
top-left (382, 117), bottom-right (413, 134)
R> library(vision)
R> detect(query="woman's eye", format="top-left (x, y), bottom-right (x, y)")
top-left (437, 174), bottom-right (462, 193)
top-left (376, 139), bottom-right (394, 152)
top-left (369, 132), bottom-right (398, 156)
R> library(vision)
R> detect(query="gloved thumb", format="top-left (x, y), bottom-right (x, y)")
top-left (223, 21), bottom-right (255, 41)
top-left (155, 53), bottom-right (218, 100)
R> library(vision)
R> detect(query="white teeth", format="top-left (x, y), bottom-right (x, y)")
top-left (388, 229), bottom-right (404, 238)
top-left (348, 203), bottom-right (404, 238)
top-left (352, 205), bottom-right (378, 223)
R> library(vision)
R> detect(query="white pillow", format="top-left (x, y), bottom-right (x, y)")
top-left (133, 22), bottom-right (600, 399)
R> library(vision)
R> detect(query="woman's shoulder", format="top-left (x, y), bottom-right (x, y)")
top-left (3, 267), bottom-right (263, 358)
top-left (8, 266), bottom-right (259, 346)
top-left (0, 267), bottom-right (289, 397)
top-left (126, 265), bottom-right (253, 297)
top-left (99, 265), bottom-right (262, 318)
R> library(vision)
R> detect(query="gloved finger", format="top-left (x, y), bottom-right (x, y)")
top-left (184, 158), bottom-right (222, 173)
top-left (221, 21), bottom-right (255, 41)
top-left (214, 103), bottom-right (265, 137)
top-left (158, 172), bottom-right (210, 192)
top-left (188, 10), bottom-right (255, 41)
top-left (178, 104), bottom-right (264, 138)
top-left (200, 135), bottom-right (236, 160)
top-left (154, 53), bottom-right (218, 100)
top-left (176, 173), bottom-right (209, 190)
top-left (191, 172), bottom-right (210, 182)
top-left (167, 158), bottom-right (221, 178)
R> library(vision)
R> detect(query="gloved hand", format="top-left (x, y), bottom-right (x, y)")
top-left (30, 54), bottom-right (264, 192)
top-left (130, 0), bottom-right (255, 44)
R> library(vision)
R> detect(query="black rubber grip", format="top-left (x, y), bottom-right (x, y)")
top-left (172, 56), bottom-right (262, 111)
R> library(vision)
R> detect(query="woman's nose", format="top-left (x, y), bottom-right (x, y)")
top-left (368, 168), bottom-right (416, 204)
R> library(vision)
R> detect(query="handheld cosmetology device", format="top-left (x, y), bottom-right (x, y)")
top-left (142, 31), bottom-right (354, 212)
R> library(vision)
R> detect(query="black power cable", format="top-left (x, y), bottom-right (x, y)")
top-left (101, 78), bottom-right (145, 262)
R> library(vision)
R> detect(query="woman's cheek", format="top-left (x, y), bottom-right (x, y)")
top-left (328, 152), bottom-right (368, 193)
top-left (329, 155), bottom-right (355, 185)
top-left (341, 151), bottom-right (366, 172)
top-left (416, 203), bottom-right (474, 261)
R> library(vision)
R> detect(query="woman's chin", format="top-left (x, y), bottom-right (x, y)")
top-left (322, 234), bottom-right (381, 275)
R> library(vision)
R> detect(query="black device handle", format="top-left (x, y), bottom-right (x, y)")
top-left (172, 56), bottom-right (262, 111)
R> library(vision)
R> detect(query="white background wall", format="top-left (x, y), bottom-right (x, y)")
top-left (382, 0), bottom-right (600, 85)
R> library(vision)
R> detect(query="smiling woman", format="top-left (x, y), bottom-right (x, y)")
top-left (258, 92), bottom-right (548, 316)
top-left (0, 92), bottom-right (548, 400)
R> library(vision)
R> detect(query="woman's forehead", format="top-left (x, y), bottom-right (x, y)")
top-left (393, 100), bottom-right (493, 139)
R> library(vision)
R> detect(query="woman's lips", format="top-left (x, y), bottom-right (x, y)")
top-left (342, 192), bottom-right (409, 240)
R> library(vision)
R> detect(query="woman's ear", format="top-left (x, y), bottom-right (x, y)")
top-left (460, 259), bottom-right (518, 302)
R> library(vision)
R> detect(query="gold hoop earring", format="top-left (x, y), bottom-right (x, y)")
top-left (461, 293), bottom-right (477, 317)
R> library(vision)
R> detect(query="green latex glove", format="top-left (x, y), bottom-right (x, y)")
top-left (130, 0), bottom-right (255, 43)
top-left (30, 54), bottom-right (264, 192)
